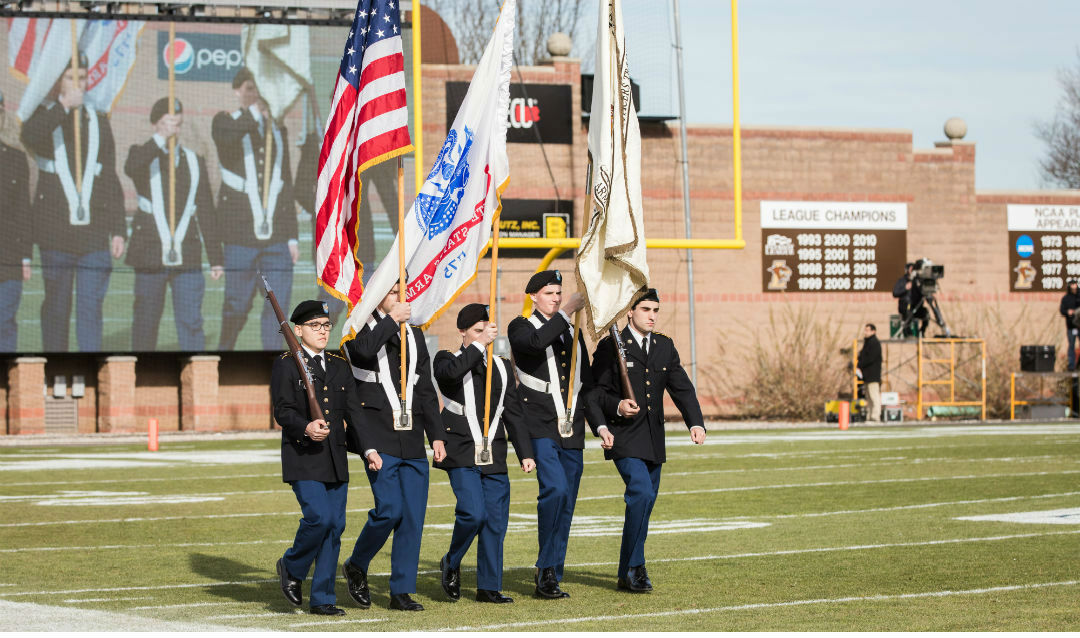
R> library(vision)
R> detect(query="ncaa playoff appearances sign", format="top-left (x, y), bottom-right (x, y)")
top-left (760, 201), bottom-right (908, 293)
top-left (1007, 204), bottom-right (1080, 292)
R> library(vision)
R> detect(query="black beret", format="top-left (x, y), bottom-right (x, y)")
top-left (290, 300), bottom-right (330, 324)
top-left (525, 269), bottom-right (563, 294)
top-left (456, 303), bottom-right (489, 330)
top-left (631, 288), bottom-right (660, 309)
top-left (150, 97), bottom-right (182, 124)
top-left (232, 67), bottom-right (255, 89)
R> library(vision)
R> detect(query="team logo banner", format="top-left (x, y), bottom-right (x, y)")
top-left (342, 0), bottom-right (514, 334)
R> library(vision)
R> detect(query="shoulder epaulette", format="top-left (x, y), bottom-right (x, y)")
top-left (279, 351), bottom-right (290, 359)
top-left (327, 352), bottom-right (346, 361)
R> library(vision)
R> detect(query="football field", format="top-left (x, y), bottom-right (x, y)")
top-left (1, 423), bottom-right (1080, 631)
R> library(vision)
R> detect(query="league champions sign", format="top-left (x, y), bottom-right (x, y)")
top-left (760, 201), bottom-right (908, 293)
top-left (1007, 204), bottom-right (1080, 292)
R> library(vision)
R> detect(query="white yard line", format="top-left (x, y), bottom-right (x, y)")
top-left (288, 617), bottom-right (390, 628)
top-left (4, 529), bottom-right (1077, 599)
top-left (434, 580), bottom-right (1080, 631)
top-left (4, 469), bottom-right (1079, 529)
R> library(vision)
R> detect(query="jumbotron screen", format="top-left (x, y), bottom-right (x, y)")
top-left (0, 15), bottom-right (416, 353)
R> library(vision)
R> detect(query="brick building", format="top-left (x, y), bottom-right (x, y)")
top-left (3, 8), bottom-right (1079, 434)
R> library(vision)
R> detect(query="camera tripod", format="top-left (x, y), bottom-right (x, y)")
top-left (900, 293), bottom-right (952, 338)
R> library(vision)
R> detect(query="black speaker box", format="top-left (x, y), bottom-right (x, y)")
top-left (1020, 345), bottom-right (1056, 372)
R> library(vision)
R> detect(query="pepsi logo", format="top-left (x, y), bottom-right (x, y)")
top-left (163, 38), bottom-right (194, 74)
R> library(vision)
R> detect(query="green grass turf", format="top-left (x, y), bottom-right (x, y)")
top-left (2, 424), bottom-right (1080, 630)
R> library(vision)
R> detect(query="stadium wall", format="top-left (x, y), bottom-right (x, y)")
top-left (4, 52), bottom-right (1080, 433)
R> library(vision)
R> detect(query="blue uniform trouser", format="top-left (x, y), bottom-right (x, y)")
top-left (218, 242), bottom-right (292, 350)
top-left (532, 437), bottom-right (583, 581)
top-left (613, 457), bottom-right (662, 579)
top-left (348, 454), bottom-right (429, 595)
top-left (0, 279), bottom-right (22, 352)
top-left (446, 468), bottom-right (511, 591)
top-left (132, 269), bottom-right (206, 350)
top-left (40, 249), bottom-right (111, 352)
top-left (282, 480), bottom-right (348, 608)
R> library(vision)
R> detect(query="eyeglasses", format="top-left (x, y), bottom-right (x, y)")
top-left (302, 322), bottom-right (334, 332)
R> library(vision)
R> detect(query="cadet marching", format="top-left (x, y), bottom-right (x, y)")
top-left (271, 274), bottom-right (707, 615)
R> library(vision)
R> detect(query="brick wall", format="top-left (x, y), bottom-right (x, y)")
top-left (5, 56), bottom-right (1080, 432)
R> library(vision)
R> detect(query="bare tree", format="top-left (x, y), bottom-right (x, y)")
top-left (425, 0), bottom-right (587, 66)
top-left (1036, 52), bottom-right (1080, 189)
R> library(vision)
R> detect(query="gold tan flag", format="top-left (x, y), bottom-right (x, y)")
top-left (577, 0), bottom-right (649, 338)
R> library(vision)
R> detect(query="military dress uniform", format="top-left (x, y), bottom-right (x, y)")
top-left (591, 317), bottom-right (705, 591)
top-left (342, 310), bottom-right (445, 606)
top-left (125, 99), bottom-right (221, 350)
top-left (432, 305), bottom-right (534, 602)
top-left (271, 302), bottom-right (369, 612)
top-left (0, 125), bottom-right (31, 352)
top-left (507, 271), bottom-right (603, 597)
top-left (211, 100), bottom-right (296, 350)
top-left (21, 99), bottom-right (124, 352)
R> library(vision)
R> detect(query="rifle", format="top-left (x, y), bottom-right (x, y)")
top-left (610, 324), bottom-right (637, 403)
top-left (262, 275), bottom-right (321, 422)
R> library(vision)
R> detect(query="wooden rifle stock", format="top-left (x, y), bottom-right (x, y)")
top-left (610, 325), bottom-right (636, 403)
top-left (262, 275), bottom-right (321, 422)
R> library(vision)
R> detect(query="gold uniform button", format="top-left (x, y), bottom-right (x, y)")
top-left (324, 409), bottom-right (330, 415)
top-left (323, 386), bottom-right (328, 391)
top-left (561, 376), bottom-right (566, 381)
top-left (561, 351), bottom-right (566, 356)
top-left (561, 363), bottom-right (567, 367)
top-left (646, 381), bottom-right (651, 386)
top-left (324, 397), bottom-right (329, 403)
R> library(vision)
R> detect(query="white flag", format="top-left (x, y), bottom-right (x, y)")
top-left (13, 19), bottom-right (84, 122)
top-left (81, 19), bottom-right (143, 113)
top-left (241, 24), bottom-right (312, 120)
top-left (341, 0), bottom-right (515, 338)
top-left (577, 0), bottom-right (649, 338)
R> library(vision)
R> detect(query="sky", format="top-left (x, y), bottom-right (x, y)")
top-left (577, 0), bottom-right (1080, 191)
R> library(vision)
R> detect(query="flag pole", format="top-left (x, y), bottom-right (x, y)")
top-left (482, 213), bottom-right (500, 459)
top-left (411, 4), bottom-right (424, 196)
top-left (672, 0), bottom-right (697, 386)
top-left (70, 21), bottom-right (82, 197)
top-left (262, 110), bottom-right (273, 213)
top-left (565, 312), bottom-right (582, 436)
top-left (167, 22), bottom-right (178, 259)
top-left (398, 156), bottom-right (408, 413)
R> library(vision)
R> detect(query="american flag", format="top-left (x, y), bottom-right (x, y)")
top-left (315, 0), bottom-right (413, 308)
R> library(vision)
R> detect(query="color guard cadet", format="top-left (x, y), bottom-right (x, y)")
top-left (589, 288), bottom-right (707, 592)
top-left (433, 304), bottom-right (536, 604)
top-left (271, 300), bottom-right (371, 616)
top-left (0, 88), bottom-right (31, 352)
top-left (212, 67), bottom-right (297, 350)
top-left (21, 55), bottom-right (125, 352)
top-left (341, 282), bottom-right (446, 612)
top-left (124, 98), bottom-right (222, 350)
top-left (507, 269), bottom-right (602, 599)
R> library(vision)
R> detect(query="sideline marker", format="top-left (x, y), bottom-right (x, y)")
top-left (838, 402), bottom-right (850, 431)
top-left (148, 418), bottom-right (159, 452)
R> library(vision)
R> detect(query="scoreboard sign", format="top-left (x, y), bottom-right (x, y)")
top-left (1007, 204), bottom-right (1080, 292)
top-left (760, 201), bottom-right (908, 293)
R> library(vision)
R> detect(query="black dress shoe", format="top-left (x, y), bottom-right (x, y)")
top-left (618, 566), bottom-right (651, 593)
top-left (636, 565), bottom-right (654, 591)
top-left (389, 593), bottom-right (424, 611)
top-left (341, 561), bottom-right (370, 609)
top-left (440, 554), bottom-right (461, 601)
top-left (276, 558), bottom-right (302, 607)
top-left (534, 567), bottom-right (565, 599)
top-left (309, 604), bottom-right (346, 616)
top-left (476, 589), bottom-right (514, 604)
